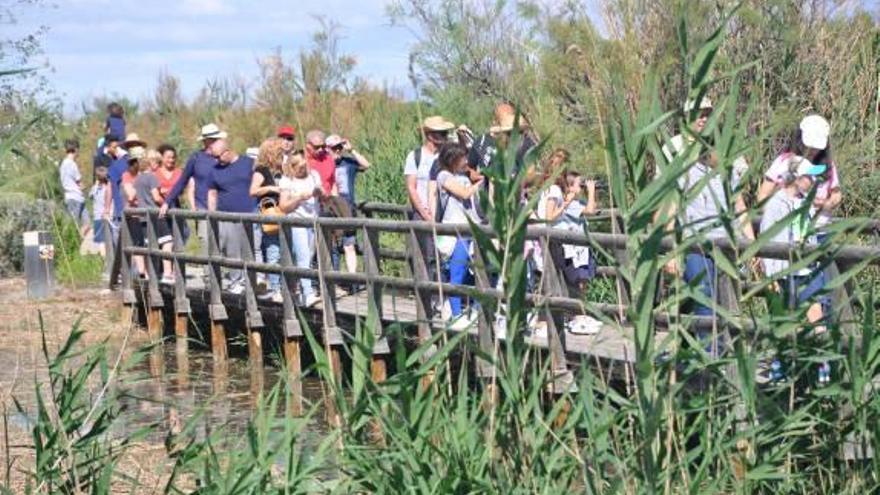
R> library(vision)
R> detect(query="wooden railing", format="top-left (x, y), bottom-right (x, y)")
top-left (111, 203), bottom-right (880, 412)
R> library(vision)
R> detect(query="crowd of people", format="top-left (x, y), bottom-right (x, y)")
top-left (57, 100), bottom-right (842, 357)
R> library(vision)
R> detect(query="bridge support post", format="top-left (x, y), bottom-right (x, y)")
top-left (283, 335), bottom-right (303, 417)
top-left (407, 228), bottom-right (437, 390)
top-left (278, 225), bottom-right (304, 416)
top-left (206, 216), bottom-right (228, 367)
top-left (170, 214), bottom-right (191, 355)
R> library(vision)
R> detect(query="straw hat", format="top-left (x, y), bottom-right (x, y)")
top-left (422, 116), bottom-right (455, 132)
top-left (490, 113), bottom-right (516, 134)
top-left (198, 123), bottom-right (227, 141)
top-left (123, 133), bottom-right (147, 148)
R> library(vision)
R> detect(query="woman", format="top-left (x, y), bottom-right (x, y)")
top-left (435, 142), bottom-right (483, 328)
top-left (759, 115), bottom-right (841, 235)
top-left (251, 138), bottom-right (285, 301)
top-left (134, 149), bottom-right (175, 283)
top-left (121, 147), bottom-right (146, 276)
top-left (279, 151), bottom-right (323, 307)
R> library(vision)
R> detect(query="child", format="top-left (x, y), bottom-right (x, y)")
top-left (104, 102), bottom-right (126, 141)
top-left (90, 165), bottom-right (111, 258)
top-left (760, 155), bottom-right (828, 382)
top-left (550, 171), bottom-right (601, 335)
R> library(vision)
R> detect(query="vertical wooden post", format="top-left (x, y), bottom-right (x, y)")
top-left (170, 212), bottom-right (191, 353)
top-left (541, 238), bottom-right (576, 396)
top-left (362, 225), bottom-right (389, 354)
top-left (471, 239), bottom-right (498, 409)
top-left (407, 228), bottom-right (436, 389)
top-left (206, 215), bottom-right (228, 366)
top-left (239, 220), bottom-right (265, 329)
top-left (283, 335), bottom-right (303, 417)
top-left (248, 326), bottom-right (264, 405)
top-left (278, 225), bottom-right (303, 416)
top-left (316, 225), bottom-right (343, 430)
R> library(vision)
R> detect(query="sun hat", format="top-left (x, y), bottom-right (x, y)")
top-left (422, 116), bottom-right (455, 132)
top-left (127, 146), bottom-right (146, 161)
top-left (799, 114), bottom-right (830, 150)
top-left (277, 125), bottom-right (296, 138)
top-left (490, 113), bottom-right (517, 134)
top-left (122, 133), bottom-right (147, 148)
top-left (325, 134), bottom-right (345, 148)
top-left (199, 123), bottom-right (228, 141)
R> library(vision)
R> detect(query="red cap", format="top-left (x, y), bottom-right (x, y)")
top-left (277, 125), bottom-right (296, 138)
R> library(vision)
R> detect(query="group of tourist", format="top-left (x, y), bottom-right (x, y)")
top-left (58, 99), bottom-right (841, 353)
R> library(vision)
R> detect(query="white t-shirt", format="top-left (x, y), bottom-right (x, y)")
top-left (537, 184), bottom-right (563, 223)
top-left (60, 157), bottom-right (84, 202)
top-left (279, 170), bottom-right (322, 219)
top-left (403, 146), bottom-right (438, 210)
top-left (660, 134), bottom-right (748, 177)
top-left (766, 152), bottom-right (841, 227)
top-left (760, 190), bottom-right (811, 277)
top-left (90, 182), bottom-right (107, 220)
top-left (436, 170), bottom-right (478, 224)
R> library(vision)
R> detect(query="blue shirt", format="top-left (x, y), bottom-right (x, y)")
top-left (334, 156), bottom-right (360, 205)
top-left (108, 153), bottom-right (129, 219)
top-left (105, 116), bottom-right (126, 139)
top-left (165, 150), bottom-right (217, 209)
top-left (207, 155), bottom-right (256, 213)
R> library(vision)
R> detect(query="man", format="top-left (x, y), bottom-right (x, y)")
top-left (206, 138), bottom-right (256, 294)
top-left (327, 134), bottom-right (371, 287)
top-left (160, 123), bottom-right (225, 250)
top-left (59, 139), bottom-right (89, 236)
top-left (277, 124), bottom-right (296, 164)
top-left (305, 129), bottom-right (336, 196)
top-left (406, 116), bottom-right (453, 222)
top-left (104, 134), bottom-right (129, 229)
top-left (660, 98), bottom-right (755, 355)
top-left (469, 102), bottom-right (537, 178)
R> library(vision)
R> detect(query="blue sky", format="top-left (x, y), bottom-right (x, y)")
top-left (14, 0), bottom-right (414, 112)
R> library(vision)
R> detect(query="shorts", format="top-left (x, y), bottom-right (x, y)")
top-left (153, 217), bottom-right (173, 245)
top-left (127, 217), bottom-right (145, 247)
top-left (92, 220), bottom-right (105, 243)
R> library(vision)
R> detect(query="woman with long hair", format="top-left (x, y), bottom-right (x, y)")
top-left (251, 138), bottom-right (285, 301)
top-left (278, 150), bottom-right (323, 307)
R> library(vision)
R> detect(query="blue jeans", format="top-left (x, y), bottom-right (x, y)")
top-left (263, 233), bottom-right (281, 291)
top-left (291, 227), bottom-right (314, 302)
top-left (683, 253), bottom-right (716, 317)
top-left (446, 238), bottom-right (472, 317)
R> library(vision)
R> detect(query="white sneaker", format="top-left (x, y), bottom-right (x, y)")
top-left (450, 312), bottom-right (477, 331)
top-left (270, 291), bottom-right (283, 304)
top-left (303, 294), bottom-right (322, 308)
top-left (227, 282), bottom-right (245, 295)
top-left (531, 321), bottom-right (548, 340)
top-left (160, 275), bottom-right (175, 285)
top-left (568, 315), bottom-right (602, 335)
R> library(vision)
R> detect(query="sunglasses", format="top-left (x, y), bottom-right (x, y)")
top-left (281, 136), bottom-right (295, 142)
top-left (331, 144), bottom-right (345, 152)
top-left (309, 143), bottom-right (326, 150)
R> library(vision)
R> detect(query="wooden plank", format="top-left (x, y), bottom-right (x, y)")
top-left (211, 320), bottom-right (227, 365)
top-left (174, 314), bottom-right (188, 353)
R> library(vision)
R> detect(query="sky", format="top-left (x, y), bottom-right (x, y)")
top-left (11, 0), bottom-right (415, 114)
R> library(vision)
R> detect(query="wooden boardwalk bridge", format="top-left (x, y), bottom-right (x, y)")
top-left (109, 202), bottom-right (880, 415)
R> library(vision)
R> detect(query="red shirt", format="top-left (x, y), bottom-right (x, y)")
top-left (308, 154), bottom-right (336, 194)
top-left (157, 168), bottom-right (182, 201)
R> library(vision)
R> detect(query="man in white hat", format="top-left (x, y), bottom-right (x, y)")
top-left (160, 123), bottom-right (226, 249)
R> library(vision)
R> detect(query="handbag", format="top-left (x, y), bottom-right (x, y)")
top-left (259, 197), bottom-right (282, 235)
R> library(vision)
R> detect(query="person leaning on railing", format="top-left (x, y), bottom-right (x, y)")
top-left (278, 151), bottom-right (324, 308)
top-left (435, 142), bottom-right (484, 329)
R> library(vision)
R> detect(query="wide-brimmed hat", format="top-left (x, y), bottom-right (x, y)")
top-left (490, 113), bottom-right (516, 134)
top-left (422, 116), bottom-right (455, 132)
top-left (123, 133), bottom-right (147, 148)
top-left (127, 146), bottom-right (146, 161)
top-left (800, 114), bottom-right (830, 150)
top-left (199, 123), bottom-right (227, 141)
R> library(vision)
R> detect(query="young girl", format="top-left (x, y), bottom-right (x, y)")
top-left (760, 155), bottom-right (828, 381)
top-left (90, 165), bottom-right (111, 258)
top-left (551, 171), bottom-right (601, 335)
top-left (435, 142), bottom-right (483, 329)
top-left (279, 151), bottom-right (323, 307)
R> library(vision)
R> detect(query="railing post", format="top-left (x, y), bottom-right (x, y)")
top-left (470, 237), bottom-right (497, 397)
top-left (170, 213), bottom-right (190, 354)
top-left (240, 218), bottom-right (265, 401)
top-left (611, 214), bottom-right (632, 321)
top-left (316, 223), bottom-right (344, 429)
top-left (118, 213), bottom-right (137, 326)
top-left (206, 214), bottom-right (228, 366)
top-left (541, 238), bottom-right (575, 395)
top-left (144, 211), bottom-right (165, 345)
top-left (278, 224), bottom-right (303, 416)
top-left (362, 225), bottom-right (389, 355)
top-left (407, 226), bottom-right (437, 388)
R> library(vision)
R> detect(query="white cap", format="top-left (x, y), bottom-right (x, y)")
top-left (245, 147), bottom-right (259, 159)
top-left (799, 114), bottom-right (830, 150)
top-left (325, 134), bottom-right (344, 148)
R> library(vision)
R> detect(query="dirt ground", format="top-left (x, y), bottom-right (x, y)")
top-left (0, 277), bottom-right (176, 493)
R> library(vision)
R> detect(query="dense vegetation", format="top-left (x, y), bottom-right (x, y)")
top-left (2, 1), bottom-right (880, 493)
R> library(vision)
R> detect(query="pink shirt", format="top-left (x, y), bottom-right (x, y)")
top-left (308, 154), bottom-right (336, 195)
